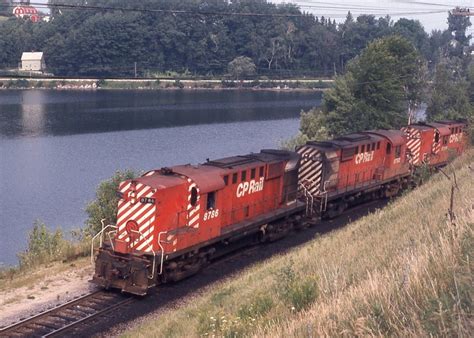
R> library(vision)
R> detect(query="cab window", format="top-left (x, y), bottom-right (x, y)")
top-left (206, 191), bottom-right (216, 210)
top-left (395, 145), bottom-right (401, 159)
top-left (190, 187), bottom-right (198, 206)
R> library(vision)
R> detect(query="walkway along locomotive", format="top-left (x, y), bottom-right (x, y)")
top-left (91, 120), bottom-right (467, 295)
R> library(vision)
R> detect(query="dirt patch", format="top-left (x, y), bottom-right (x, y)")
top-left (0, 261), bottom-right (96, 327)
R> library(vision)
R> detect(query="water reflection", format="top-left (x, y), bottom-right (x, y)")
top-left (21, 91), bottom-right (46, 136)
top-left (0, 90), bottom-right (322, 138)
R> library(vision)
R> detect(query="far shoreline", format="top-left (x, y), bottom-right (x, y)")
top-left (0, 77), bottom-right (334, 91)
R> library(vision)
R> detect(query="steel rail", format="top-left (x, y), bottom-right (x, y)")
top-left (0, 290), bottom-right (134, 337)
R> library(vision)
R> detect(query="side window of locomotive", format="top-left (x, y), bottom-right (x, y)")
top-left (434, 131), bottom-right (440, 143)
top-left (354, 146), bottom-right (359, 154)
top-left (206, 191), bottom-right (216, 210)
top-left (361, 145), bottom-right (365, 153)
top-left (395, 145), bottom-right (401, 159)
top-left (232, 173), bottom-right (238, 184)
top-left (251, 168), bottom-right (256, 180)
top-left (241, 170), bottom-right (247, 182)
top-left (190, 187), bottom-right (198, 206)
top-left (259, 166), bottom-right (264, 177)
top-left (386, 143), bottom-right (392, 154)
top-left (223, 175), bottom-right (229, 186)
top-left (377, 142), bottom-right (380, 150)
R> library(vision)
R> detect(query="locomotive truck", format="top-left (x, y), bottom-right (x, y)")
top-left (91, 120), bottom-right (467, 295)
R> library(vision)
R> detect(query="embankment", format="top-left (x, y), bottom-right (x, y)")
top-left (123, 149), bottom-right (473, 337)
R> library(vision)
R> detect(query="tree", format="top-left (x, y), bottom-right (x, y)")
top-left (0, 0), bottom-right (11, 16)
top-left (426, 60), bottom-right (472, 125)
top-left (323, 35), bottom-right (425, 137)
top-left (85, 170), bottom-right (137, 235)
top-left (227, 56), bottom-right (256, 79)
top-left (447, 7), bottom-right (472, 59)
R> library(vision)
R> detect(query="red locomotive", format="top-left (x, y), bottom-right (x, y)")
top-left (402, 120), bottom-right (467, 167)
top-left (92, 150), bottom-right (303, 295)
top-left (92, 120), bottom-right (468, 295)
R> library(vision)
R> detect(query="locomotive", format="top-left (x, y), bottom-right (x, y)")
top-left (91, 120), bottom-right (467, 295)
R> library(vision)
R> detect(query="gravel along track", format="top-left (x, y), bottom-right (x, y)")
top-left (0, 290), bottom-right (135, 337)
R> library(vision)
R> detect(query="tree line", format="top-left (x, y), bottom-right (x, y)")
top-left (0, 0), bottom-right (462, 78)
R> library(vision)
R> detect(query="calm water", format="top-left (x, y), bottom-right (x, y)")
top-left (0, 89), bottom-right (322, 266)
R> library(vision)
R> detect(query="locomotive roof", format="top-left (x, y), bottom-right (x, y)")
top-left (172, 164), bottom-right (226, 193)
top-left (306, 132), bottom-right (383, 149)
top-left (363, 130), bottom-right (406, 145)
top-left (135, 149), bottom-right (297, 194)
top-left (406, 124), bottom-right (432, 131)
top-left (204, 149), bottom-right (297, 169)
top-left (420, 122), bottom-right (450, 136)
top-left (435, 120), bottom-right (467, 127)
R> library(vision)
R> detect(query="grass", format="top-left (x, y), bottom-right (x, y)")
top-left (122, 149), bottom-right (473, 337)
top-left (0, 257), bottom-right (90, 293)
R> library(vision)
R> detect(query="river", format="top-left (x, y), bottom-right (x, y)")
top-left (0, 89), bottom-right (322, 266)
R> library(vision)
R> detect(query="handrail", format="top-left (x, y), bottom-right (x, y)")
top-left (130, 228), bottom-right (157, 279)
top-left (90, 224), bottom-right (117, 265)
top-left (157, 231), bottom-right (168, 275)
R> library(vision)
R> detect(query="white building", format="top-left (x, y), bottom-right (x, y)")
top-left (20, 52), bottom-right (45, 72)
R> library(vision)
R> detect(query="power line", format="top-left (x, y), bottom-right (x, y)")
top-left (10, 2), bottom-right (452, 19)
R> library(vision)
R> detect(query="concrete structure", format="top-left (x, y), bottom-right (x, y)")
top-left (20, 52), bottom-right (45, 72)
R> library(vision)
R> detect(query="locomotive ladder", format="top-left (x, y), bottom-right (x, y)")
top-left (299, 181), bottom-right (328, 217)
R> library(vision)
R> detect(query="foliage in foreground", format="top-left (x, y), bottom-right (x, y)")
top-left (123, 149), bottom-right (473, 337)
top-left (16, 221), bottom-right (88, 269)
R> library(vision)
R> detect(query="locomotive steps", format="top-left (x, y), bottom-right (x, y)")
top-left (122, 149), bottom-right (473, 337)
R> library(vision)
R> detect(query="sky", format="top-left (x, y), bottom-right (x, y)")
top-left (28, 0), bottom-right (474, 34)
top-left (271, 0), bottom-right (473, 33)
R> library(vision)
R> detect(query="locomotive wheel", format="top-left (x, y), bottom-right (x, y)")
top-left (323, 201), bottom-right (347, 219)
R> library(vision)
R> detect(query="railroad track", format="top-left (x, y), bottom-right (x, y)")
top-left (0, 290), bottom-right (134, 337)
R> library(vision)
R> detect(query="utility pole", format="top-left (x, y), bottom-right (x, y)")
top-left (134, 62), bottom-right (137, 78)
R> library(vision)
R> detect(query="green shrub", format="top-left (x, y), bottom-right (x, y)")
top-left (237, 295), bottom-right (273, 320)
top-left (85, 170), bottom-right (137, 235)
top-left (275, 264), bottom-right (319, 312)
top-left (17, 221), bottom-right (72, 268)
